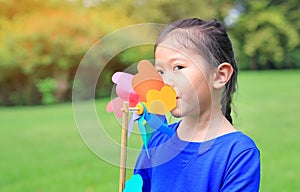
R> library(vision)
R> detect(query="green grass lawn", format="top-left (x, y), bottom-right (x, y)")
top-left (234, 70), bottom-right (300, 191)
top-left (0, 70), bottom-right (299, 191)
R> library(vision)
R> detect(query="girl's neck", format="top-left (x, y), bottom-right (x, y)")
top-left (177, 108), bottom-right (237, 142)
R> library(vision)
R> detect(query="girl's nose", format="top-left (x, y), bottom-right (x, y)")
top-left (161, 72), bottom-right (176, 87)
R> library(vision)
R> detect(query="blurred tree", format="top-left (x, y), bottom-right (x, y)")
top-left (1, 0), bottom-right (299, 105)
top-left (98, 0), bottom-right (236, 70)
top-left (0, 0), bottom-right (61, 20)
top-left (0, 0), bottom-right (247, 105)
top-left (0, 0), bottom-right (134, 105)
top-left (229, 0), bottom-right (300, 69)
top-left (100, 0), bottom-right (235, 23)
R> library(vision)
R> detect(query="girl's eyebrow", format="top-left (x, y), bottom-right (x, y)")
top-left (154, 61), bottom-right (163, 67)
top-left (168, 56), bottom-right (189, 64)
top-left (156, 56), bottom-right (188, 65)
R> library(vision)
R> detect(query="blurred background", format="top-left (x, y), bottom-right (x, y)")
top-left (0, 0), bottom-right (299, 191)
top-left (0, 0), bottom-right (299, 105)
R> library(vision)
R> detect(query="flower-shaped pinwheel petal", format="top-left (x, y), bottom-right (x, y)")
top-left (106, 97), bottom-right (124, 118)
top-left (123, 174), bottom-right (143, 192)
top-left (132, 60), bottom-right (164, 102)
top-left (106, 72), bottom-right (139, 118)
top-left (146, 85), bottom-right (176, 115)
top-left (129, 92), bottom-right (139, 107)
top-left (112, 72), bottom-right (135, 100)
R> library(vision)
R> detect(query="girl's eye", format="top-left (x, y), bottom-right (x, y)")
top-left (174, 65), bottom-right (184, 71)
top-left (157, 69), bottom-right (164, 75)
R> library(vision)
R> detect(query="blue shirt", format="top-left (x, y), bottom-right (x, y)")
top-left (134, 121), bottom-right (260, 192)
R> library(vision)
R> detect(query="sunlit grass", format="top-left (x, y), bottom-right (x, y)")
top-left (235, 70), bottom-right (300, 191)
top-left (0, 102), bottom-right (119, 191)
top-left (0, 70), bottom-right (299, 191)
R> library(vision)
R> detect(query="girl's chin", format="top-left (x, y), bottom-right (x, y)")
top-left (171, 108), bottom-right (183, 118)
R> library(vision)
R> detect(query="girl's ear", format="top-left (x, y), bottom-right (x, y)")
top-left (213, 62), bottom-right (233, 89)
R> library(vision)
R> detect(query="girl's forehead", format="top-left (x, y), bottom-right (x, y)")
top-left (157, 34), bottom-right (188, 52)
top-left (156, 44), bottom-right (186, 57)
top-left (156, 33), bottom-right (206, 58)
top-left (155, 43), bottom-right (205, 65)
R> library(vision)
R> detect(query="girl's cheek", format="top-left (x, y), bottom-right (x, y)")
top-left (174, 73), bottom-right (190, 88)
top-left (161, 72), bottom-right (176, 87)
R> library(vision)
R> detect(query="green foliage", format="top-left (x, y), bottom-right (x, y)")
top-left (230, 0), bottom-right (300, 69)
top-left (0, 0), bottom-right (299, 105)
top-left (119, 45), bottom-right (154, 65)
top-left (102, 0), bottom-right (235, 23)
top-left (0, 0), bottom-right (134, 105)
top-left (36, 78), bottom-right (56, 104)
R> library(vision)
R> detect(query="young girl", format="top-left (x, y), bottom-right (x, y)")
top-left (134, 18), bottom-right (260, 192)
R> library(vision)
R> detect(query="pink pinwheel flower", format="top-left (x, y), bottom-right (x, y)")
top-left (106, 72), bottom-right (139, 118)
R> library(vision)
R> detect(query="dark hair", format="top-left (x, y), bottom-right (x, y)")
top-left (154, 18), bottom-right (238, 124)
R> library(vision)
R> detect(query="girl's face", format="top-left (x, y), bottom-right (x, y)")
top-left (155, 43), bottom-right (214, 118)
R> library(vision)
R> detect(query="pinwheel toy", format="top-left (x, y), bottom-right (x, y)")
top-left (106, 60), bottom-right (177, 192)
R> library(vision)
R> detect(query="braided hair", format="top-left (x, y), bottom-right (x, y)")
top-left (154, 18), bottom-right (238, 124)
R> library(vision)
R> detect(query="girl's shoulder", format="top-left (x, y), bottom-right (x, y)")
top-left (212, 131), bottom-right (260, 161)
top-left (148, 120), bottom-right (259, 157)
top-left (216, 131), bottom-right (257, 148)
